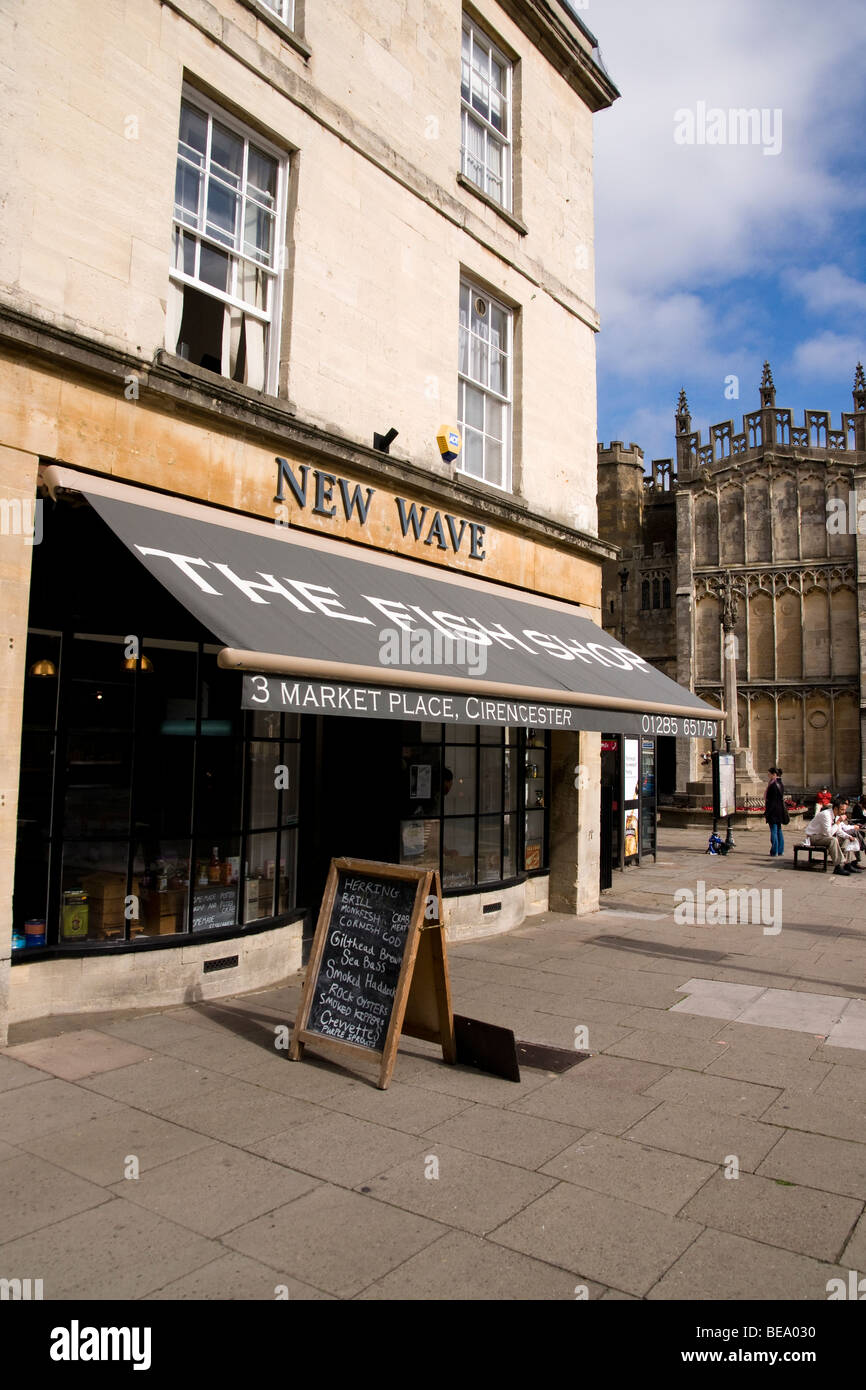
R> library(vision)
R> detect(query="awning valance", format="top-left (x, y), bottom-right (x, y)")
top-left (39, 465), bottom-right (721, 737)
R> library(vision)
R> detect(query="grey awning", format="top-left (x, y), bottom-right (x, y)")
top-left (40, 465), bottom-right (721, 737)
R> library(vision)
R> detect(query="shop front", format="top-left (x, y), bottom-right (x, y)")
top-left (7, 452), bottom-right (720, 1027)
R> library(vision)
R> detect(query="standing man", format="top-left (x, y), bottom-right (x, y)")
top-left (764, 767), bottom-right (788, 857)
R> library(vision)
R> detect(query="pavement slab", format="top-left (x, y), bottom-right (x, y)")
top-left (488, 1182), bottom-right (703, 1298)
top-left (15, 1106), bottom-right (214, 1185)
top-left (0, 1151), bottom-right (110, 1241)
top-left (421, 1102), bottom-right (582, 1169)
top-left (2, 1029), bottom-right (153, 1081)
top-left (646, 1229), bottom-right (848, 1301)
top-left (0, 1054), bottom-right (55, 1092)
top-left (0, 1077), bottom-right (123, 1145)
top-left (78, 1055), bottom-right (229, 1112)
top-left (759, 1092), bottom-right (866, 1144)
top-left (157, 1079), bottom-right (324, 1147)
top-left (356, 1229), bottom-right (595, 1300)
top-left (705, 1046), bottom-right (831, 1094)
top-left (360, 1142), bottom-right (557, 1235)
top-left (756, 1130), bottom-right (866, 1200)
top-left (0, 1197), bottom-right (222, 1300)
top-left (624, 1100), bottom-right (784, 1172)
top-left (539, 1130), bottom-right (716, 1216)
top-left (532, 1053), bottom-right (670, 1094)
top-left (510, 1076), bottom-right (662, 1134)
top-left (603, 1030), bottom-right (730, 1071)
top-left (642, 1069), bottom-right (782, 1119)
top-left (144, 1253), bottom-right (335, 1300)
top-left (222, 1184), bottom-right (447, 1298)
top-left (106, 1142), bottom-right (320, 1236)
top-left (840, 1211), bottom-right (866, 1269)
top-left (250, 1110), bottom-right (428, 1187)
top-left (314, 1078), bottom-right (472, 1134)
top-left (679, 1171), bottom-right (862, 1263)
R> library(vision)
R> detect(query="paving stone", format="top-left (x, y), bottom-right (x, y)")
top-left (2, 1030), bottom-right (153, 1080)
top-left (315, 1079), bottom-right (472, 1134)
top-left (706, 1046), bottom-right (831, 1094)
top-left (815, 1063), bottom-right (866, 1107)
top-left (78, 1056), bottom-right (228, 1112)
top-left (16, 1106), bottom-right (213, 1185)
top-left (736, 988), bottom-right (852, 1035)
top-left (539, 1130), bottom-right (716, 1215)
top-left (251, 1110), bottom-right (427, 1186)
top-left (510, 1076), bottom-right (661, 1134)
top-left (560, 1055), bottom-right (671, 1092)
top-left (616, 1006), bottom-right (728, 1039)
top-left (0, 1198), bottom-right (221, 1300)
top-left (587, 973), bottom-right (689, 1007)
top-left (756, 1130), bottom-right (866, 1200)
top-left (395, 1052), bottom-right (552, 1103)
top-left (0, 1054), bottom-right (52, 1092)
top-left (151, 1030), bottom-right (273, 1073)
top-left (643, 1069), bottom-right (781, 1119)
top-left (760, 1092), bottom-right (866, 1143)
top-left (624, 1100), bottom-right (783, 1172)
top-left (0, 1152), bottom-right (109, 1240)
top-left (0, 1078), bottom-right (123, 1144)
top-left (158, 1079), bottom-right (324, 1147)
top-left (98, 1013), bottom-right (222, 1050)
top-left (360, 1142), bottom-right (556, 1235)
top-left (223, 1184), bottom-right (447, 1298)
top-left (647, 1229), bottom-right (847, 1301)
top-left (489, 1182), bottom-right (702, 1297)
top-left (812, 1042), bottom-right (866, 1071)
top-left (840, 1211), bottom-right (866, 1269)
top-left (228, 1051), bottom-right (362, 1102)
top-left (422, 1103), bottom-right (582, 1169)
top-left (680, 1171), bottom-right (861, 1262)
top-left (356, 1229), bottom-right (595, 1300)
top-left (603, 1030), bottom-right (726, 1071)
top-left (107, 1141), bottom-right (319, 1236)
top-left (145, 1253), bottom-right (335, 1300)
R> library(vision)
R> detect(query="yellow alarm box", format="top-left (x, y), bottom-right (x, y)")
top-left (436, 426), bottom-right (461, 463)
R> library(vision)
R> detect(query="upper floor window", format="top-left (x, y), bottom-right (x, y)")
top-left (461, 18), bottom-right (512, 210)
top-left (641, 580), bottom-right (650, 610)
top-left (167, 92), bottom-right (286, 395)
top-left (260, 0), bottom-right (294, 24)
top-left (458, 282), bottom-right (512, 490)
top-left (663, 577), bottom-right (671, 608)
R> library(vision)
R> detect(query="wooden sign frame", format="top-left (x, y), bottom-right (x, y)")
top-left (289, 858), bottom-right (455, 1089)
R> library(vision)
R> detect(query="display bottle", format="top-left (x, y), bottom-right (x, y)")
top-left (208, 847), bottom-right (221, 884)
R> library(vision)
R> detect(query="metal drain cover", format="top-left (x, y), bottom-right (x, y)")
top-left (516, 1041), bottom-right (592, 1073)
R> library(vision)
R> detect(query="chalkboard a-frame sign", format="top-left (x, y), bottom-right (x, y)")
top-left (289, 858), bottom-right (456, 1089)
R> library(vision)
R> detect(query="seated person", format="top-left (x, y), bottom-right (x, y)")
top-left (804, 796), bottom-right (860, 875)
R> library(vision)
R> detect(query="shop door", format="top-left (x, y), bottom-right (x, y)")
top-left (300, 716), bottom-right (401, 913)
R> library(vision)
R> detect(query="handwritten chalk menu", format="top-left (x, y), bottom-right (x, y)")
top-left (192, 885), bottom-right (237, 933)
top-left (290, 858), bottom-right (456, 1089)
top-left (305, 870), bottom-right (417, 1051)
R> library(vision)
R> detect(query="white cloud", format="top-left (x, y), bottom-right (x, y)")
top-left (783, 265), bottom-right (866, 317)
top-left (790, 331), bottom-right (866, 380)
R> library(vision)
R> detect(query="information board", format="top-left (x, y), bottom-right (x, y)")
top-left (289, 858), bottom-right (456, 1088)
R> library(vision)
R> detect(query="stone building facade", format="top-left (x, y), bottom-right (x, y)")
top-left (599, 365), bottom-right (866, 800)
top-left (0, 0), bottom-right (624, 1040)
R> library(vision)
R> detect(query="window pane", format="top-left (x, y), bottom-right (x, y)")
top-left (479, 747), bottom-right (502, 813)
top-left (175, 163), bottom-right (201, 224)
top-left (277, 826), bottom-right (298, 914)
top-left (199, 242), bottom-right (230, 291)
top-left (462, 428), bottom-right (484, 478)
top-left (489, 348), bottom-right (505, 395)
top-left (179, 102), bottom-right (207, 159)
top-left (244, 830), bottom-right (278, 921)
top-left (248, 741), bottom-right (280, 830)
top-left (469, 332), bottom-right (488, 385)
top-left (484, 440), bottom-right (503, 488)
top-left (191, 837), bottom-right (240, 931)
top-left (63, 733), bottom-right (132, 838)
top-left (478, 816), bottom-right (501, 883)
top-left (135, 839), bottom-right (192, 939)
top-left (463, 383), bottom-right (484, 429)
top-left (399, 817), bottom-right (440, 869)
top-left (443, 818), bottom-right (475, 887)
top-left (206, 181), bottom-right (239, 246)
top-left (62, 843), bottom-right (129, 943)
top-left (247, 146), bottom-right (277, 203)
top-left (211, 122), bottom-right (243, 185)
top-left (447, 746), bottom-right (476, 815)
top-left (244, 203), bottom-right (274, 264)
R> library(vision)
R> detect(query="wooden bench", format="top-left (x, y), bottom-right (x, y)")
top-left (793, 843), bottom-right (829, 871)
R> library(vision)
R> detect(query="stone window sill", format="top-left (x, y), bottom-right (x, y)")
top-left (236, 0), bottom-right (311, 60)
top-left (456, 173), bottom-right (528, 236)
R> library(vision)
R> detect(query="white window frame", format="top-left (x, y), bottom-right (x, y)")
top-left (168, 86), bottom-right (287, 396)
top-left (457, 280), bottom-right (513, 492)
top-left (460, 16), bottom-right (512, 211)
top-left (258, 0), bottom-right (295, 27)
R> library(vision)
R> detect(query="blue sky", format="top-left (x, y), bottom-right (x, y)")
top-left (591, 0), bottom-right (866, 469)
